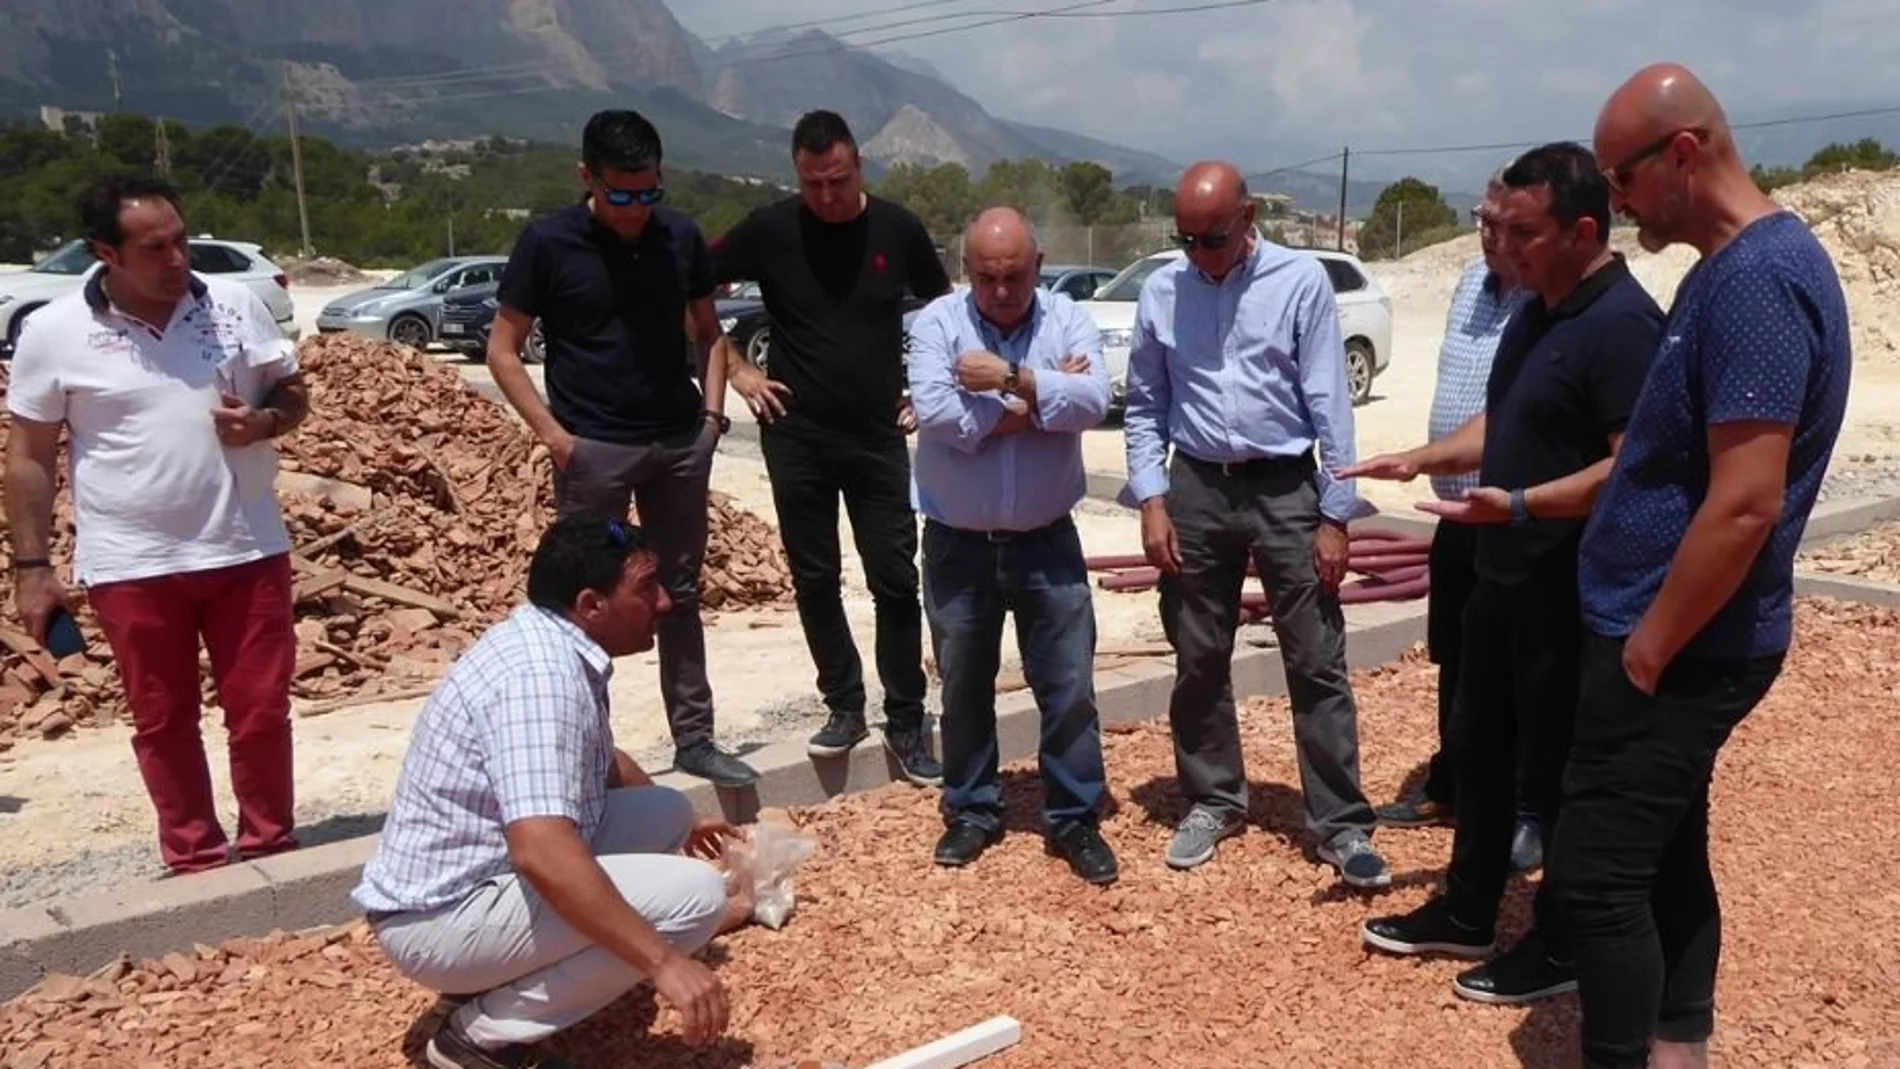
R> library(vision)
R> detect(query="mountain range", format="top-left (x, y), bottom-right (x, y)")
top-left (0, 0), bottom-right (1187, 191)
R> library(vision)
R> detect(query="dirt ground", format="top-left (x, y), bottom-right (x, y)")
top-left (4, 596), bottom-right (1895, 1069)
top-left (1801, 519), bottom-right (1900, 584)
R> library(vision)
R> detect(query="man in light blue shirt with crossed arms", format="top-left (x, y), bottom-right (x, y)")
top-left (906, 207), bottom-right (1119, 886)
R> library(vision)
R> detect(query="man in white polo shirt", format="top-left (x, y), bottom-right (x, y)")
top-left (5, 174), bottom-right (309, 875)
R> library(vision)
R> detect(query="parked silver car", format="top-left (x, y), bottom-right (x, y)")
top-left (315, 255), bottom-right (506, 348)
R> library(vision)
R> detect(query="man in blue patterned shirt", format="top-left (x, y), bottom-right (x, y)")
top-left (355, 517), bottom-right (754, 1068)
top-left (1377, 169), bottom-right (1534, 854)
top-left (1121, 161), bottom-right (1387, 889)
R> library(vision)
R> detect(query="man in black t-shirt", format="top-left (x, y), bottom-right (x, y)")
top-left (486, 109), bottom-right (757, 789)
top-left (711, 110), bottom-right (952, 787)
top-left (1341, 142), bottom-right (1661, 1008)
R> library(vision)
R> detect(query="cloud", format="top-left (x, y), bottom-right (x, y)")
top-left (669, 0), bottom-right (1900, 183)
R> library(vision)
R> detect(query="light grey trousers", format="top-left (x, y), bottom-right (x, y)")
top-left (371, 787), bottom-right (728, 1049)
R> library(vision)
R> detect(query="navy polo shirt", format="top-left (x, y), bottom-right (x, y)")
top-left (496, 201), bottom-right (714, 444)
top-left (1475, 254), bottom-right (1663, 586)
top-left (1579, 212), bottom-right (1852, 658)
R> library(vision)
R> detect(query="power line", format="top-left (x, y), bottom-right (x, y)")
top-left (1350, 103), bottom-right (1900, 160)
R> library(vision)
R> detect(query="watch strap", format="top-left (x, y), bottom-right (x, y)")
top-left (1510, 487), bottom-right (1533, 526)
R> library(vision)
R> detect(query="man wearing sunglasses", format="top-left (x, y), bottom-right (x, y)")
top-left (1119, 161), bottom-right (1386, 888)
top-left (1556, 64), bottom-right (1851, 1069)
top-left (486, 109), bottom-right (755, 790)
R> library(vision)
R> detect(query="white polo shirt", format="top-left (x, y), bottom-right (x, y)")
top-left (6, 270), bottom-right (298, 587)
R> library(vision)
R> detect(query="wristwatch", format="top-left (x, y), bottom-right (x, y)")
top-left (704, 409), bottom-right (731, 434)
top-left (1002, 362), bottom-right (1020, 394)
top-left (1509, 487), bottom-right (1534, 527)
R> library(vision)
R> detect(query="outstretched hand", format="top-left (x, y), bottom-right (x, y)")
top-left (1416, 486), bottom-right (1512, 524)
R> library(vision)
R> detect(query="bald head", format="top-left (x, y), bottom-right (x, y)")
top-left (1177, 161), bottom-right (1249, 217)
top-left (963, 205), bottom-right (1042, 329)
top-left (1597, 62), bottom-right (1734, 165)
top-left (1174, 160), bottom-right (1256, 280)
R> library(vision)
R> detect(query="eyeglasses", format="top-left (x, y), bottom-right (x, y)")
top-left (591, 171), bottom-right (665, 208)
top-left (1173, 210), bottom-right (1247, 251)
top-left (1602, 128), bottom-right (1706, 194)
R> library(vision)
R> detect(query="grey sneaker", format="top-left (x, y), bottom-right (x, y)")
top-left (1165, 806), bottom-right (1243, 870)
top-left (1318, 833), bottom-right (1392, 889)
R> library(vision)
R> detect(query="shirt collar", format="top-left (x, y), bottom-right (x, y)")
top-left (82, 268), bottom-right (208, 315)
top-left (1542, 252), bottom-right (1630, 322)
top-left (1192, 232), bottom-right (1263, 287)
top-left (525, 604), bottom-right (614, 681)
top-left (967, 288), bottom-right (1043, 346)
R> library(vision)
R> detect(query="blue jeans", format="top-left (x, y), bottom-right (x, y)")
top-left (922, 518), bottom-right (1106, 834)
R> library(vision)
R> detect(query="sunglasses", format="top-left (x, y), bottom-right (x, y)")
top-left (1602, 128), bottom-right (1706, 194)
top-left (1172, 208), bottom-right (1249, 251)
top-left (591, 172), bottom-right (665, 208)
top-left (604, 518), bottom-right (646, 551)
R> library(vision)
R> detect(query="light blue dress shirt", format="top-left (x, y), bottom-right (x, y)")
top-left (907, 288), bottom-right (1112, 532)
top-left (1119, 240), bottom-right (1370, 523)
top-left (1427, 256), bottom-right (1527, 501)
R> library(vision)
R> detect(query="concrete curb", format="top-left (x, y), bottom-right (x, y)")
top-left (1798, 495), bottom-right (1900, 547)
top-left (0, 607), bottom-right (1433, 999)
top-left (1793, 573), bottom-right (1900, 608)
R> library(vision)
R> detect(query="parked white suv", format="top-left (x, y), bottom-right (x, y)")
top-left (0, 238), bottom-right (298, 356)
top-left (1078, 243), bottom-right (1394, 410)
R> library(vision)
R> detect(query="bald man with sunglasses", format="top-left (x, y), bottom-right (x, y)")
top-left (1120, 161), bottom-right (1386, 888)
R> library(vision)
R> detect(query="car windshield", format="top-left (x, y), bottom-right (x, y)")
top-left (377, 258), bottom-right (458, 290)
top-left (28, 241), bottom-right (99, 276)
top-left (1092, 256), bottom-right (1172, 301)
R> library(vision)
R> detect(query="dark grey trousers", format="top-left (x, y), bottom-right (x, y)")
top-left (552, 421), bottom-right (718, 749)
top-left (1157, 451), bottom-right (1376, 849)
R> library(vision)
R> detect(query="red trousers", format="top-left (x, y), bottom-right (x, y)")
top-left (88, 553), bottom-right (298, 873)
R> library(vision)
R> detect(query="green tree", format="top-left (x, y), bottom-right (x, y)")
top-left (1058, 161), bottom-right (1116, 225)
top-left (1356, 177), bottom-right (1459, 261)
top-left (1751, 164), bottom-right (1803, 193)
top-left (1804, 138), bottom-right (1896, 175)
top-left (875, 162), bottom-right (977, 239)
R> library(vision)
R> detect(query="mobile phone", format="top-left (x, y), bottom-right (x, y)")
top-left (44, 607), bottom-right (85, 658)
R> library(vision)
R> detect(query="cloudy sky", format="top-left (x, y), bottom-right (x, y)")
top-left (673, 0), bottom-right (1900, 186)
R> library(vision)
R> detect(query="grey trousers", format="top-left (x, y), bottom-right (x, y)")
top-left (554, 422), bottom-right (718, 748)
top-left (371, 787), bottom-right (727, 1050)
top-left (1157, 452), bottom-right (1377, 849)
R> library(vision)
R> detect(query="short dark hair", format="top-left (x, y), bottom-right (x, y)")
top-left (1500, 141), bottom-right (1611, 243)
top-left (526, 516), bottom-right (649, 614)
top-left (792, 110), bottom-right (856, 158)
top-left (78, 173), bottom-right (182, 247)
top-left (581, 109), bottom-right (663, 176)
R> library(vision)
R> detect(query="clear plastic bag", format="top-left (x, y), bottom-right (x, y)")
top-left (721, 821), bottom-right (820, 929)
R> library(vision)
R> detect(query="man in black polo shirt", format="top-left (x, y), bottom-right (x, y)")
top-left (711, 110), bottom-right (952, 786)
top-left (1341, 142), bottom-right (1661, 1005)
top-left (486, 109), bottom-right (756, 789)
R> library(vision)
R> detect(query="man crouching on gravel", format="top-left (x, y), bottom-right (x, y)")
top-left (353, 516), bottom-right (753, 1069)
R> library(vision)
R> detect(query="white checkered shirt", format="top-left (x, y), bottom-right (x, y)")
top-left (1428, 256), bottom-right (1529, 500)
top-left (352, 604), bottom-right (616, 915)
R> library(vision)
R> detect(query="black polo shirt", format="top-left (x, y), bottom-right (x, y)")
top-left (496, 200), bottom-right (714, 444)
top-left (1475, 254), bottom-right (1663, 586)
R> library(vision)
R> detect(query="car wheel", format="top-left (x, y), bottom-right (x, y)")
top-left (389, 314), bottom-right (432, 349)
top-left (1346, 339), bottom-right (1374, 406)
top-left (745, 326), bottom-right (771, 372)
top-left (523, 319), bottom-right (547, 364)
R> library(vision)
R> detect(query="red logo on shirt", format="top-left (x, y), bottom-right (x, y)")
top-left (873, 253), bottom-right (887, 273)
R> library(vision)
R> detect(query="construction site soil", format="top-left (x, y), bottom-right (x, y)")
top-left (3, 597), bottom-right (1895, 1069)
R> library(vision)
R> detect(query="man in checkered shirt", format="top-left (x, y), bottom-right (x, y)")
top-left (1371, 167), bottom-right (1529, 833)
top-left (354, 516), bottom-right (753, 1069)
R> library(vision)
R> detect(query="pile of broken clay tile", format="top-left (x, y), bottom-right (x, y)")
top-left (0, 335), bottom-right (793, 746)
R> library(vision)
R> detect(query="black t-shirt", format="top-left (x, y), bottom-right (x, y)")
top-left (496, 201), bottom-right (714, 444)
top-left (1476, 254), bottom-right (1662, 586)
top-left (711, 195), bottom-right (952, 442)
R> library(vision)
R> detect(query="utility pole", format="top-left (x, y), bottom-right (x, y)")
top-left (283, 64), bottom-right (313, 258)
top-left (447, 214), bottom-right (456, 256)
top-left (154, 117), bottom-right (173, 179)
top-left (107, 49), bottom-right (123, 112)
top-left (1336, 145), bottom-right (1349, 251)
top-left (1396, 199), bottom-right (1404, 259)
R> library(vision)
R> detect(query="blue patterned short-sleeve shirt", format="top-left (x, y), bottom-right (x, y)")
top-left (1578, 212), bottom-right (1852, 658)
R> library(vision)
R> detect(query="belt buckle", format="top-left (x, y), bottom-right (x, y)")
top-left (985, 529), bottom-right (1013, 544)
top-left (1219, 460), bottom-right (1239, 477)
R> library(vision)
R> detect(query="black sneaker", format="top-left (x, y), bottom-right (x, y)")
top-left (1452, 935), bottom-right (1577, 1005)
top-left (426, 1013), bottom-right (581, 1068)
top-left (933, 820), bottom-right (1002, 867)
top-left (1375, 790), bottom-right (1453, 828)
top-left (807, 709), bottom-right (868, 758)
top-left (673, 741), bottom-right (759, 789)
top-left (1362, 895), bottom-right (1495, 958)
top-left (1047, 821), bottom-right (1119, 885)
top-left (883, 725), bottom-right (943, 787)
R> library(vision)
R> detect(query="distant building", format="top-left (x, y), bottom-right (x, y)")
top-left (1248, 191), bottom-right (1296, 216)
top-left (40, 106), bottom-right (103, 135)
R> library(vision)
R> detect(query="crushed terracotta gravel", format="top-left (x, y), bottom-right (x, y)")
top-left (0, 337), bottom-right (792, 745)
top-left (1801, 520), bottom-right (1900, 585)
top-left (3, 596), bottom-right (1898, 1069)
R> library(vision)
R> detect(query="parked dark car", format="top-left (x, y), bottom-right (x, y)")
top-left (437, 282), bottom-right (543, 364)
top-left (718, 280), bottom-right (933, 373)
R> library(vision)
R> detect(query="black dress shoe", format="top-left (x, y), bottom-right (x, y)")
top-left (1452, 933), bottom-right (1576, 1005)
top-left (673, 742), bottom-right (759, 788)
top-left (933, 820), bottom-right (1002, 867)
top-left (1048, 821), bottom-right (1119, 885)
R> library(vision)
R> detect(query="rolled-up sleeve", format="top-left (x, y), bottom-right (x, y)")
top-left (907, 298), bottom-right (1003, 453)
top-left (1120, 287), bottom-right (1173, 505)
top-left (1294, 270), bottom-right (1368, 523)
top-left (1034, 301), bottom-right (1111, 434)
